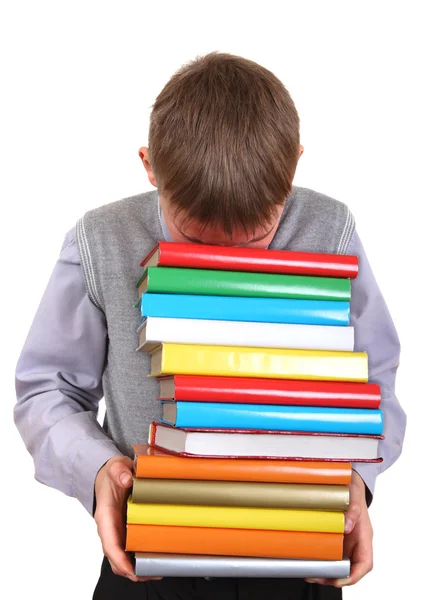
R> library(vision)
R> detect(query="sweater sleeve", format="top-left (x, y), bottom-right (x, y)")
top-left (347, 230), bottom-right (406, 506)
top-left (14, 227), bottom-right (123, 516)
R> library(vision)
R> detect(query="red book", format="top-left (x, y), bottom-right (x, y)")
top-left (157, 375), bottom-right (381, 409)
top-left (140, 241), bottom-right (359, 278)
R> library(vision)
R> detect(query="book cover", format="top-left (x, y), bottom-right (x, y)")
top-left (139, 293), bottom-right (350, 326)
top-left (137, 317), bottom-right (355, 353)
top-left (157, 374), bottom-right (381, 409)
top-left (125, 524), bottom-right (344, 560)
top-left (126, 498), bottom-right (345, 533)
top-left (134, 553), bottom-right (351, 579)
top-left (161, 401), bottom-right (384, 435)
top-left (149, 343), bottom-right (368, 382)
top-left (132, 444), bottom-right (353, 485)
top-left (149, 422), bottom-right (383, 462)
top-left (131, 477), bottom-right (350, 511)
top-left (139, 241), bottom-right (359, 279)
top-left (136, 266), bottom-right (351, 301)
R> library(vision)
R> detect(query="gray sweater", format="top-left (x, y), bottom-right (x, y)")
top-left (14, 186), bottom-right (406, 515)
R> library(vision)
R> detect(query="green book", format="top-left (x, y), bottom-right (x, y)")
top-left (135, 266), bottom-right (351, 301)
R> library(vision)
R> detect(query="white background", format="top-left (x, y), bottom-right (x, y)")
top-left (2, 1), bottom-right (435, 598)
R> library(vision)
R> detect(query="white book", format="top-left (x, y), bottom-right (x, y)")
top-left (150, 422), bottom-right (382, 462)
top-left (137, 316), bottom-right (354, 352)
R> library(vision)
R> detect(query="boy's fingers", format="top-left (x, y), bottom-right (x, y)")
top-left (345, 557), bottom-right (373, 585)
top-left (96, 506), bottom-right (134, 580)
top-left (306, 528), bottom-right (373, 587)
top-left (344, 532), bottom-right (373, 586)
top-left (95, 457), bottom-right (159, 582)
top-left (344, 500), bottom-right (361, 534)
top-left (106, 458), bottom-right (134, 488)
top-left (107, 548), bottom-right (137, 581)
top-left (325, 556), bottom-right (372, 587)
top-left (305, 577), bottom-right (352, 587)
top-left (108, 556), bottom-right (163, 583)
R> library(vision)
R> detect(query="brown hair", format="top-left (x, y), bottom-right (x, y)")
top-left (148, 52), bottom-right (300, 236)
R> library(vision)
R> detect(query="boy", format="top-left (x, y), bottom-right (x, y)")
top-left (14, 52), bottom-right (406, 599)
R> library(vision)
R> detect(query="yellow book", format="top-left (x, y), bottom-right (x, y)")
top-left (126, 498), bottom-right (345, 533)
top-left (149, 342), bottom-right (368, 382)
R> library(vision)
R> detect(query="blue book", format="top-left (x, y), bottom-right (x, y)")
top-left (160, 401), bottom-right (384, 435)
top-left (141, 293), bottom-right (350, 326)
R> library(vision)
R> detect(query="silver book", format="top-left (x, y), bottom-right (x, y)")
top-left (134, 553), bottom-right (350, 579)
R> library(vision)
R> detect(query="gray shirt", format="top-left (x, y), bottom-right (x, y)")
top-left (14, 210), bottom-right (406, 515)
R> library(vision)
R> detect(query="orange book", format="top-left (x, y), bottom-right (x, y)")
top-left (133, 444), bottom-right (352, 485)
top-left (125, 524), bottom-right (343, 560)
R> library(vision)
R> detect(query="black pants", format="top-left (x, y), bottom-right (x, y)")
top-left (93, 557), bottom-right (342, 599)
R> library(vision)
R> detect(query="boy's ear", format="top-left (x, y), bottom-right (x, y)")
top-left (138, 146), bottom-right (157, 187)
top-left (299, 144), bottom-right (304, 159)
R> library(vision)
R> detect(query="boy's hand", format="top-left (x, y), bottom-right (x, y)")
top-left (94, 456), bottom-right (163, 583)
top-left (305, 470), bottom-right (373, 588)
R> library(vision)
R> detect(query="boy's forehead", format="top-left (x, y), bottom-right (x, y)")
top-left (173, 211), bottom-right (282, 247)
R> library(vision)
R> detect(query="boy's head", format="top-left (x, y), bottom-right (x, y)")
top-left (139, 52), bottom-right (303, 248)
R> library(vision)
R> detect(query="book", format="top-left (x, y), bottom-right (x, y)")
top-left (149, 343), bottom-right (368, 382)
top-left (161, 401), bottom-right (384, 435)
top-left (140, 241), bottom-right (359, 279)
top-left (157, 374), bottom-right (381, 409)
top-left (137, 317), bottom-right (355, 353)
top-left (126, 498), bottom-right (345, 533)
top-left (125, 524), bottom-right (344, 560)
top-left (131, 478), bottom-right (350, 511)
top-left (132, 445), bottom-right (353, 485)
top-left (139, 293), bottom-right (350, 326)
top-left (134, 553), bottom-right (351, 579)
top-left (149, 421), bottom-right (383, 462)
top-left (136, 266), bottom-right (351, 301)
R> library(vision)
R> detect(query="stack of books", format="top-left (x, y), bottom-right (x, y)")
top-left (126, 241), bottom-right (383, 578)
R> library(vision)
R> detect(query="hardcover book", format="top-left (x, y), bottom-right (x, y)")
top-left (126, 498), bottom-right (345, 532)
top-left (149, 343), bottom-right (368, 382)
top-left (126, 524), bottom-right (344, 560)
top-left (137, 317), bottom-right (355, 353)
top-left (139, 293), bottom-right (351, 326)
top-left (157, 374), bottom-right (381, 409)
top-left (136, 266), bottom-right (351, 301)
top-left (131, 477), bottom-right (350, 511)
top-left (134, 553), bottom-right (351, 579)
top-left (132, 444), bottom-right (353, 485)
top-left (160, 400), bottom-right (384, 435)
top-left (149, 422), bottom-right (383, 462)
top-left (139, 241), bottom-right (359, 279)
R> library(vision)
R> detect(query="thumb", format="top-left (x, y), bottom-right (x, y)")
top-left (344, 499), bottom-right (361, 534)
top-left (106, 456), bottom-right (134, 488)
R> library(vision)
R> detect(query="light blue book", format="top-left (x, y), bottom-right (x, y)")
top-left (140, 293), bottom-right (350, 326)
top-left (160, 401), bottom-right (384, 435)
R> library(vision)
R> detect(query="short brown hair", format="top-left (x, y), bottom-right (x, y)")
top-left (148, 52), bottom-right (300, 236)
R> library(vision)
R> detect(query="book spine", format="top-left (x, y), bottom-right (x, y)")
top-left (142, 317), bottom-right (354, 352)
top-left (145, 266), bottom-right (351, 301)
top-left (166, 375), bottom-right (381, 408)
top-left (140, 241), bottom-right (359, 278)
top-left (141, 293), bottom-right (351, 326)
top-left (164, 401), bottom-right (384, 435)
top-left (151, 444), bottom-right (383, 463)
top-left (134, 554), bottom-right (351, 579)
top-left (131, 478), bottom-right (350, 511)
top-left (126, 524), bottom-right (344, 560)
top-left (136, 439), bottom-right (353, 484)
top-left (153, 343), bottom-right (368, 382)
top-left (126, 500), bottom-right (345, 533)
